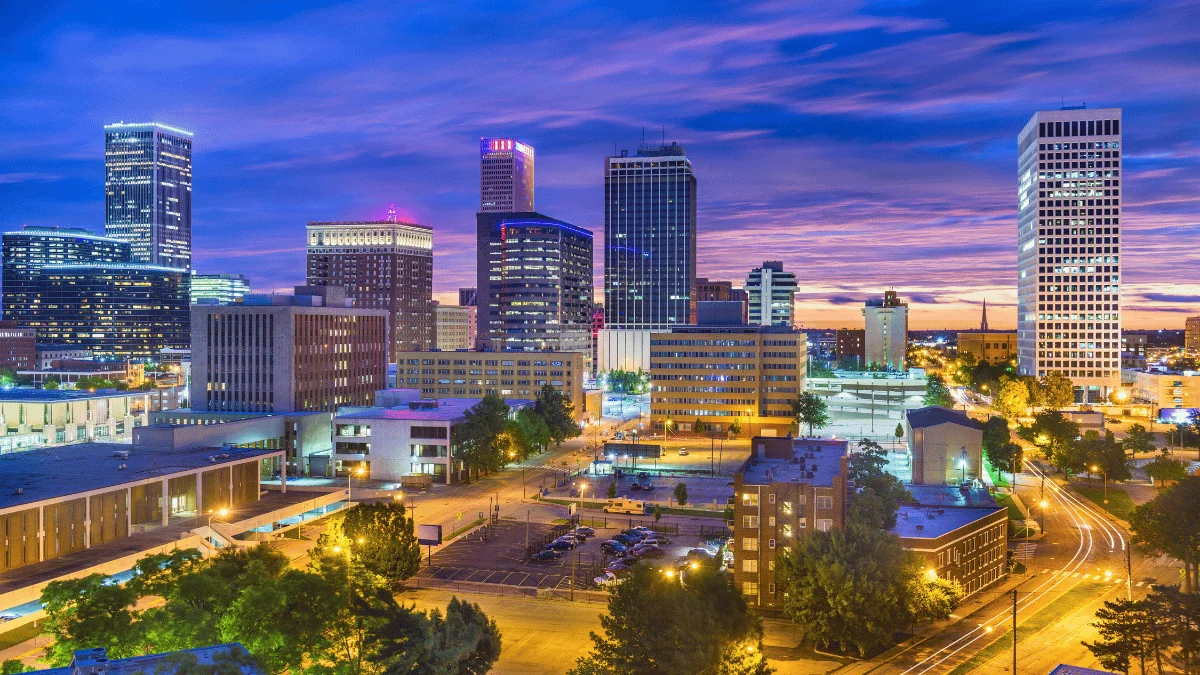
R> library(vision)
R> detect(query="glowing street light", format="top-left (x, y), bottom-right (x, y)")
top-left (925, 568), bottom-right (938, 581)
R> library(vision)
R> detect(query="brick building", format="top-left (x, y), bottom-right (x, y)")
top-left (0, 321), bottom-right (36, 370)
top-left (892, 486), bottom-right (1008, 597)
top-left (835, 328), bottom-right (865, 369)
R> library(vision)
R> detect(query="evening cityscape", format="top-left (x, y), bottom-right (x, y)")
top-left (0, 2), bottom-right (1199, 675)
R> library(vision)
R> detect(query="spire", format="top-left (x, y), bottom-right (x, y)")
top-left (386, 202), bottom-right (398, 223)
top-left (981, 299), bottom-right (989, 332)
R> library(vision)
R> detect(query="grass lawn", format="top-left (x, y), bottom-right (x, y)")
top-left (1073, 484), bottom-right (1135, 521)
top-left (994, 493), bottom-right (1026, 521)
top-left (947, 582), bottom-right (1101, 675)
top-left (985, 459), bottom-right (1011, 488)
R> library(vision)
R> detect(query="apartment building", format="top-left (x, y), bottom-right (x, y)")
top-left (892, 486), bottom-right (1008, 598)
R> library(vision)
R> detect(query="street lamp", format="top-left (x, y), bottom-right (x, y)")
top-left (348, 466), bottom-right (366, 502)
top-left (1039, 499), bottom-right (1048, 534)
top-left (959, 447), bottom-right (969, 485)
top-left (1091, 465), bottom-right (1108, 504)
top-left (925, 568), bottom-right (938, 581)
top-left (207, 507), bottom-right (229, 528)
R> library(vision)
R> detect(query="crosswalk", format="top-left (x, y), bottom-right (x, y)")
top-left (1014, 542), bottom-right (1038, 560)
top-left (1038, 568), bottom-right (1131, 585)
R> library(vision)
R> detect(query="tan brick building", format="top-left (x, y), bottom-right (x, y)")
top-left (957, 332), bottom-right (1018, 366)
top-left (893, 486), bottom-right (1008, 598)
top-left (905, 406), bottom-right (983, 485)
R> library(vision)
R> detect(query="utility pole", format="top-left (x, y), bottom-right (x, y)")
top-left (1126, 545), bottom-right (1133, 600)
top-left (1011, 589), bottom-right (1018, 674)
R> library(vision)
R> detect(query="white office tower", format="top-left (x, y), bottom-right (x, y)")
top-left (1017, 107), bottom-right (1122, 404)
top-left (746, 261), bottom-right (797, 327)
top-left (862, 290), bottom-right (908, 371)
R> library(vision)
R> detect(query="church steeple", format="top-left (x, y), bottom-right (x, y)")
top-left (981, 299), bottom-right (989, 332)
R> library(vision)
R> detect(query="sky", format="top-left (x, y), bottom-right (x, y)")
top-left (1, 1), bottom-right (1198, 330)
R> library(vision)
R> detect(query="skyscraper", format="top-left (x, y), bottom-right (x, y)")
top-left (476, 212), bottom-right (593, 353)
top-left (480, 138), bottom-right (534, 212)
top-left (2, 227), bottom-right (131, 329)
top-left (746, 261), bottom-right (798, 327)
top-left (863, 290), bottom-right (908, 371)
top-left (191, 272), bottom-right (250, 305)
top-left (104, 122), bottom-right (193, 270)
top-left (1017, 108), bottom-right (1122, 403)
top-left (603, 142), bottom-right (696, 329)
top-left (306, 219), bottom-right (434, 356)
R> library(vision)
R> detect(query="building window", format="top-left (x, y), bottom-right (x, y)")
top-left (742, 582), bottom-right (758, 596)
top-left (768, 493), bottom-right (775, 504)
top-left (816, 519), bottom-right (833, 532)
top-left (742, 516), bottom-right (758, 528)
top-left (815, 496), bottom-right (833, 510)
top-left (742, 492), bottom-right (758, 507)
top-left (768, 539), bottom-right (776, 549)
top-left (768, 516), bottom-right (776, 527)
top-left (742, 559), bottom-right (758, 573)
top-left (742, 538), bottom-right (758, 552)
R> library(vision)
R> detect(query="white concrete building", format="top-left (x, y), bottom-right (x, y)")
top-left (434, 303), bottom-right (476, 351)
top-left (0, 389), bottom-right (152, 453)
top-left (597, 328), bottom-right (652, 373)
top-left (863, 290), bottom-right (908, 371)
top-left (745, 261), bottom-right (797, 328)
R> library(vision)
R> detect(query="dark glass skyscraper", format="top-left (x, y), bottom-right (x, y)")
top-left (104, 122), bottom-right (193, 270)
top-left (476, 212), bottom-right (593, 352)
top-left (604, 142), bottom-right (696, 329)
top-left (2, 226), bottom-right (132, 329)
top-left (480, 138), bottom-right (534, 213)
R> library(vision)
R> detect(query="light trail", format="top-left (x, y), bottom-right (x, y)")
top-left (899, 458), bottom-right (1113, 675)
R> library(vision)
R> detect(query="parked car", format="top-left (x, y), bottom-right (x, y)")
top-left (600, 540), bottom-right (627, 555)
top-left (612, 534), bottom-right (638, 546)
top-left (530, 550), bottom-right (560, 562)
top-left (637, 472), bottom-right (650, 480)
top-left (614, 431), bottom-right (625, 440)
top-left (593, 571), bottom-right (620, 588)
top-left (606, 562), bottom-right (634, 575)
top-left (642, 481), bottom-right (655, 490)
top-left (630, 481), bottom-right (641, 491)
top-left (615, 554), bottom-right (639, 567)
top-left (635, 546), bottom-right (665, 559)
top-left (558, 534), bottom-right (585, 544)
top-left (575, 526), bottom-right (596, 537)
top-left (621, 528), bottom-right (646, 539)
top-left (603, 498), bottom-right (647, 515)
top-left (678, 448), bottom-right (689, 456)
top-left (545, 539), bottom-right (576, 551)
top-left (685, 548), bottom-right (715, 560)
top-left (632, 526), bottom-right (653, 533)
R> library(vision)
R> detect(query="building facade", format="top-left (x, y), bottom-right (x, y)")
top-left (604, 143), bottom-right (696, 330)
top-left (306, 220), bottom-right (434, 355)
top-left (1017, 108), bottom-right (1123, 403)
top-left (733, 437), bottom-right (849, 608)
top-left (0, 389), bottom-right (152, 453)
top-left (34, 264), bottom-right (191, 358)
top-left (863, 290), bottom-right (908, 371)
top-left (434, 303), bottom-right (476, 351)
top-left (1187, 317), bottom-right (1200, 355)
top-left (2, 227), bottom-right (131, 331)
top-left (392, 349), bottom-right (586, 419)
top-left (957, 332), bottom-right (1018, 366)
top-left (649, 325), bottom-right (807, 436)
top-left (905, 406), bottom-right (983, 485)
top-left (835, 328), bottom-right (865, 369)
top-left (0, 321), bottom-right (36, 371)
top-left (893, 486), bottom-right (1008, 598)
top-left (459, 287), bottom-right (477, 306)
top-left (104, 122), bottom-right (193, 270)
top-left (190, 287), bottom-right (389, 414)
top-left (191, 273), bottom-right (250, 305)
top-left (695, 278), bottom-right (733, 302)
top-left (480, 138), bottom-right (535, 213)
top-left (1130, 369), bottom-right (1200, 415)
top-left (476, 212), bottom-right (593, 353)
top-left (746, 262), bottom-right (797, 328)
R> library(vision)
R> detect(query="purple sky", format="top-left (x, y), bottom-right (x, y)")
top-left (1, 1), bottom-right (1198, 329)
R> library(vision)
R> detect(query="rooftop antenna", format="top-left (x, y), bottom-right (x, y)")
top-left (386, 202), bottom-right (398, 223)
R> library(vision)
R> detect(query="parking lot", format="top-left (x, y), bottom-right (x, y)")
top-left (416, 519), bottom-right (703, 590)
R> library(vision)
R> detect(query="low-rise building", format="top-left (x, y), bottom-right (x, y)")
top-left (834, 328), bottom-right (864, 369)
top-left (806, 370), bottom-right (928, 424)
top-left (0, 321), bottom-right (36, 371)
top-left (732, 437), bottom-right (849, 608)
top-left (1130, 369), bottom-right (1200, 415)
top-left (892, 486), bottom-right (1008, 598)
top-left (331, 396), bottom-right (530, 484)
top-left (392, 349), bottom-right (586, 420)
top-left (149, 410), bottom-right (332, 477)
top-left (19, 359), bottom-right (144, 389)
top-left (905, 406), bottom-right (983, 485)
top-left (34, 345), bottom-right (93, 370)
top-left (434, 303), bottom-right (476, 351)
top-left (650, 324), bottom-right (807, 437)
top-left (956, 332), bottom-right (1018, 366)
top-left (0, 389), bottom-right (152, 452)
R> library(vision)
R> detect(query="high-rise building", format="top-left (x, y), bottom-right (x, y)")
top-left (480, 138), bottom-right (534, 213)
top-left (476, 212), bottom-right (593, 353)
top-left (1186, 317), bottom-right (1200, 355)
top-left (434, 303), bottom-right (475, 351)
top-left (458, 287), bottom-right (478, 307)
top-left (34, 263), bottom-right (191, 357)
top-left (746, 262), bottom-right (797, 328)
top-left (306, 219), bottom-right (434, 356)
top-left (2, 226), bottom-right (131, 329)
top-left (104, 122), bottom-right (193, 270)
top-left (190, 286), bottom-right (389, 414)
top-left (604, 142), bottom-right (696, 329)
top-left (191, 272), bottom-right (250, 305)
top-left (863, 290), bottom-right (908, 371)
top-left (1017, 108), bottom-right (1123, 403)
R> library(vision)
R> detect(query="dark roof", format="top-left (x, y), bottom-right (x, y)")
top-left (906, 406), bottom-right (981, 430)
top-left (906, 485), bottom-right (998, 508)
top-left (30, 643), bottom-right (264, 675)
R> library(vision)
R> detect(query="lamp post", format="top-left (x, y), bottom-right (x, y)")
top-left (1091, 465), bottom-right (1108, 504)
top-left (1039, 499), bottom-right (1048, 534)
top-left (207, 507), bottom-right (229, 529)
top-left (959, 447), bottom-right (969, 485)
top-left (347, 466), bottom-right (365, 502)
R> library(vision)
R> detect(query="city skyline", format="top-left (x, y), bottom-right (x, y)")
top-left (2, 2), bottom-right (1198, 329)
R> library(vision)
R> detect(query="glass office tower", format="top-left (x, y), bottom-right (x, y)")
top-left (603, 142), bottom-right (696, 329)
top-left (480, 138), bottom-right (535, 213)
top-left (104, 122), bottom-right (193, 270)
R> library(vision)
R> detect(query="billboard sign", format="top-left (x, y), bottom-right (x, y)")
top-left (417, 524), bottom-right (442, 546)
top-left (1159, 408), bottom-right (1199, 425)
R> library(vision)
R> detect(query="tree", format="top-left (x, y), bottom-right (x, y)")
top-left (1153, 585), bottom-right (1200, 675)
top-left (923, 375), bottom-right (955, 408)
top-left (653, 505), bottom-right (662, 523)
top-left (41, 574), bottom-right (140, 665)
top-left (894, 422), bottom-right (904, 441)
top-left (778, 524), bottom-right (912, 657)
top-left (950, 353), bottom-right (976, 387)
top-left (511, 407), bottom-right (550, 458)
top-left (568, 564), bottom-right (770, 675)
top-left (336, 502), bottom-right (421, 584)
top-left (729, 418), bottom-right (743, 439)
top-left (1, 661), bottom-right (32, 675)
top-left (452, 393), bottom-right (511, 481)
top-left (43, 376), bottom-right (60, 390)
top-left (809, 361), bottom-right (834, 378)
top-left (982, 416), bottom-right (1022, 483)
top-left (1080, 430), bottom-right (1132, 482)
top-left (1021, 411), bottom-right (1082, 474)
top-left (673, 482), bottom-right (689, 506)
top-left (906, 573), bottom-right (964, 628)
top-left (1144, 457), bottom-right (1188, 483)
top-left (993, 379), bottom-right (1030, 420)
top-left (693, 418), bottom-right (706, 435)
top-left (1130, 478), bottom-right (1200, 593)
top-left (1124, 425), bottom-right (1157, 456)
top-left (1039, 371), bottom-right (1076, 409)
top-left (607, 482), bottom-right (618, 499)
top-left (849, 439), bottom-right (910, 529)
top-left (791, 392), bottom-right (830, 436)
top-left (605, 370), bottom-right (648, 395)
top-left (534, 384), bottom-right (581, 446)
top-left (1085, 598), bottom-right (1154, 675)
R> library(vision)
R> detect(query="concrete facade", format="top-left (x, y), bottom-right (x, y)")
top-left (0, 389), bottom-right (151, 453)
top-left (863, 291), bottom-right (908, 371)
top-left (957, 332), bottom-right (1018, 366)
top-left (597, 328), bottom-right (651, 373)
top-left (905, 406), bottom-right (984, 485)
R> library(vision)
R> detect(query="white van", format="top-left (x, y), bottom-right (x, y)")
top-left (603, 498), bottom-right (647, 515)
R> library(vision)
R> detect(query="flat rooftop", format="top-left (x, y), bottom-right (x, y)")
top-left (30, 644), bottom-right (262, 675)
top-left (0, 388), bottom-right (144, 403)
top-left (336, 398), bottom-right (532, 422)
top-left (0, 443), bottom-right (281, 511)
top-left (906, 485), bottom-right (998, 508)
top-left (891, 505), bottom-right (1003, 540)
top-left (740, 438), bottom-right (847, 487)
